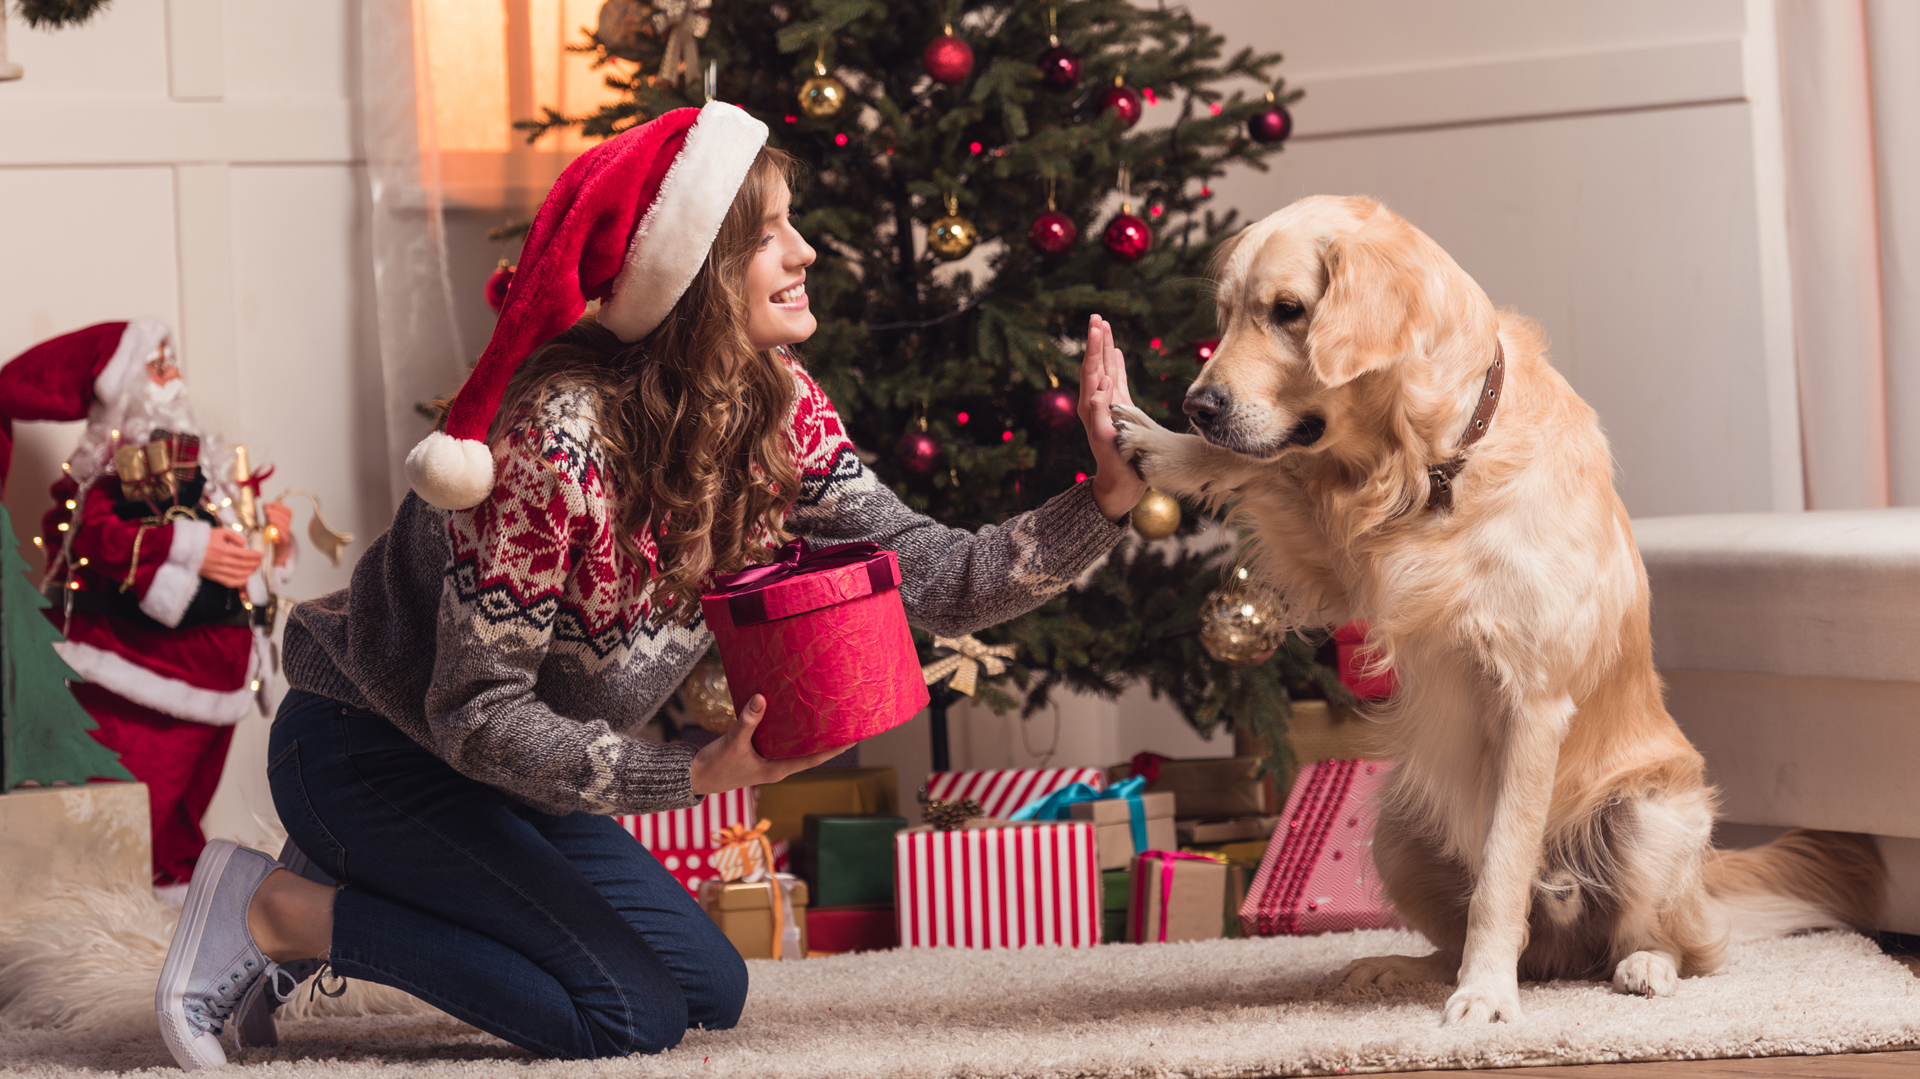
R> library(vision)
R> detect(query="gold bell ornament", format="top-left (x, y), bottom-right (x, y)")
top-left (928, 192), bottom-right (979, 260)
top-left (1198, 568), bottom-right (1289, 667)
top-left (798, 46), bottom-right (848, 119)
top-left (1130, 487), bottom-right (1180, 540)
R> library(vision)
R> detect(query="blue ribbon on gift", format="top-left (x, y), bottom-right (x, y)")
top-left (1009, 775), bottom-right (1149, 854)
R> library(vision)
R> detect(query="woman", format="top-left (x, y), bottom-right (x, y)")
top-left (156, 101), bottom-right (1145, 1069)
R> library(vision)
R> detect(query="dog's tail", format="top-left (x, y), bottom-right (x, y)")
top-left (1704, 829), bottom-right (1884, 943)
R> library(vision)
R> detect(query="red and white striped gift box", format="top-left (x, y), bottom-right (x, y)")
top-left (923, 767), bottom-right (1106, 820)
top-left (894, 822), bottom-right (1102, 949)
top-left (617, 787), bottom-right (757, 849)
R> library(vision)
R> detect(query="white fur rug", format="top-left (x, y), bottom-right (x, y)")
top-left (3, 885), bottom-right (1918, 1078)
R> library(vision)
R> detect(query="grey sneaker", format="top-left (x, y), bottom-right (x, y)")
top-left (229, 840), bottom-right (335, 1050)
top-left (154, 840), bottom-right (278, 1070)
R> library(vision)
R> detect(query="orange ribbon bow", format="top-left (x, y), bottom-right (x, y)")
top-left (711, 819), bottom-right (796, 960)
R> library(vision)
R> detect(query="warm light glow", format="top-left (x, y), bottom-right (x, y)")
top-left (250, 680), bottom-right (262, 692)
top-left (56, 523), bottom-right (68, 532)
top-left (1236, 567), bottom-right (1249, 579)
top-left (221, 497), bottom-right (232, 507)
top-left (1241, 604), bottom-right (1255, 617)
top-left (64, 499), bottom-right (75, 509)
top-left (31, 536), bottom-right (42, 546)
top-left (77, 557), bottom-right (88, 566)
top-left (68, 580), bottom-right (80, 590)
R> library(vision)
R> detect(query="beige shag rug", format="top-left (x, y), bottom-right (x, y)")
top-left (3, 884), bottom-right (1918, 1078)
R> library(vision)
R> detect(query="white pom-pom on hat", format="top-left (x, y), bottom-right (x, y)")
top-left (408, 101), bottom-right (768, 510)
top-left (405, 431), bottom-right (497, 511)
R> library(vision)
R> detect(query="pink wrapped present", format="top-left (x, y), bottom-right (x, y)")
top-left (1240, 758), bottom-right (1404, 936)
top-left (895, 822), bottom-right (1102, 949)
top-left (619, 787), bottom-right (757, 850)
top-left (702, 539), bottom-right (928, 760)
top-left (923, 767), bottom-right (1106, 820)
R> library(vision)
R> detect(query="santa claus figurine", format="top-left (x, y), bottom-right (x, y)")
top-left (0, 318), bottom-right (295, 898)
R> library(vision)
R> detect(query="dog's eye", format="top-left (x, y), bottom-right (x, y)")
top-left (1272, 299), bottom-right (1305, 324)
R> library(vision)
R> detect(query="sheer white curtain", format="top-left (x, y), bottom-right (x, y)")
top-left (1776, 0), bottom-right (1920, 509)
top-left (359, 0), bottom-right (469, 510)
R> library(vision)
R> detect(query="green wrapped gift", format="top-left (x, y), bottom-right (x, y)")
top-left (800, 814), bottom-right (907, 908)
top-left (1102, 868), bottom-right (1131, 943)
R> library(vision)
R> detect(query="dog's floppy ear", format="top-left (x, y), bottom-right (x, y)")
top-left (1305, 233), bottom-right (1425, 388)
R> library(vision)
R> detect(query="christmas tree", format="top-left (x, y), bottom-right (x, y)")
top-left (517, 0), bottom-right (1343, 777)
top-left (0, 503), bottom-right (134, 790)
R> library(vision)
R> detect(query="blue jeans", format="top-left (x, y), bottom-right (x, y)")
top-left (266, 689), bottom-right (746, 1058)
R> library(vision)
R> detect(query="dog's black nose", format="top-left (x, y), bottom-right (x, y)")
top-left (1184, 385), bottom-right (1229, 427)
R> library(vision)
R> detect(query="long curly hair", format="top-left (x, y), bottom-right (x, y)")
top-left (490, 146), bottom-right (801, 623)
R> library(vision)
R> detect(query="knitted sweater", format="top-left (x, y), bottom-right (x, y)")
top-left (284, 364), bottom-right (1128, 817)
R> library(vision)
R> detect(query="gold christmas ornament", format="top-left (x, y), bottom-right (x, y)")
top-left (1130, 487), bottom-right (1181, 540)
top-left (680, 655), bottom-right (737, 733)
top-left (928, 193), bottom-right (978, 260)
top-left (1198, 571), bottom-right (1288, 667)
top-left (798, 49), bottom-right (847, 118)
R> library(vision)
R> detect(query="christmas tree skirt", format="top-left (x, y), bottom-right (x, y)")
top-left (4, 887), bottom-right (1918, 1077)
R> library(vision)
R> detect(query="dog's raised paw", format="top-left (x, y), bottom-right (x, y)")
top-left (1442, 979), bottom-right (1523, 1025)
top-left (1337, 953), bottom-right (1454, 989)
top-left (1611, 951), bottom-right (1678, 998)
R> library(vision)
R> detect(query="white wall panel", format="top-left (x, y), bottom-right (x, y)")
top-left (0, 1), bottom-right (170, 98)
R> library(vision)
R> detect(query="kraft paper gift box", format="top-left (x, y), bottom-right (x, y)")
top-left (1127, 851), bottom-right (1229, 944)
top-left (894, 821), bottom-right (1103, 949)
top-left (646, 845), bottom-right (791, 898)
top-left (1176, 817), bottom-right (1278, 845)
top-left (1109, 755), bottom-right (1269, 818)
top-left (799, 814), bottom-right (906, 908)
top-left (700, 539), bottom-right (928, 760)
top-left (1066, 790), bottom-right (1176, 871)
top-left (923, 767), bottom-right (1107, 820)
top-left (757, 766), bottom-right (899, 845)
top-left (699, 877), bottom-right (809, 959)
top-left (1241, 758), bottom-right (1405, 936)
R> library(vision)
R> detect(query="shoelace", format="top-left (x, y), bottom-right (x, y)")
top-left (187, 957), bottom-right (263, 1036)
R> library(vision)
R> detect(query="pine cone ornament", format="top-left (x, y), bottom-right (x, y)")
top-left (924, 797), bottom-right (983, 831)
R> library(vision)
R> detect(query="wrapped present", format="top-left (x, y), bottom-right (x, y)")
top-left (1128, 851), bottom-right (1229, 944)
top-left (701, 539), bottom-right (928, 760)
top-left (806, 905), bottom-right (898, 954)
top-left (1334, 621), bottom-right (1397, 700)
top-left (701, 877), bottom-right (809, 959)
top-left (894, 821), bottom-right (1102, 949)
top-left (1176, 817), bottom-right (1277, 845)
top-left (1241, 758), bottom-right (1404, 936)
top-left (618, 787), bottom-right (756, 849)
top-left (923, 767), bottom-right (1106, 821)
top-left (649, 842), bottom-right (789, 897)
top-left (757, 766), bottom-right (898, 845)
top-left (1010, 777), bottom-right (1175, 871)
top-left (1102, 868), bottom-right (1131, 944)
top-left (798, 814), bottom-right (906, 908)
top-left (1111, 754), bottom-right (1269, 818)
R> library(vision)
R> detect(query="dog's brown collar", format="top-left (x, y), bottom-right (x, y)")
top-left (1425, 341), bottom-right (1505, 512)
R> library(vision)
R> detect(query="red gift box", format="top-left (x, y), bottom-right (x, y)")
top-left (923, 767), bottom-right (1107, 820)
top-left (1334, 621), bottom-right (1398, 700)
top-left (895, 822), bottom-right (1102, 949)
top-left (807, 906), bottom-right (899, 953)
top-left (702, 540), bottom-right (929, 760)
top-left (1240, 758), bottom-right (1403, 936)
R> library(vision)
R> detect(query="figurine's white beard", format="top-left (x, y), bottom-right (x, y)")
top-left (69, 378), bottom-right (231, 501)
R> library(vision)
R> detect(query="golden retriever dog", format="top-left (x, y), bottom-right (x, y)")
top-left (1109, 195), bottom-right (1884, 1024)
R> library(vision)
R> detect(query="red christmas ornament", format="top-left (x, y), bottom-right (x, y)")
top-left (1195, 337), bottom-right (1220, 363)
top-left (1249, 101), bottom-right (1293, 144)
top-left (1103, 210), bottom-right (1152, 262)
top-left (894, 430), bottom-right (942, 475)
top-left (483, 260), bottom-right (515, 314)
top-left (1028, 210), bottom-right (1076, 257)
top-left (1039, 45), bottom-right (1080, 89)
top-left (1035, 387), bottom-right (1078, 432)
top-left (1098, 84), bottom-right (1142, 129)
top-left (923, 25), bottom-right (974, 84)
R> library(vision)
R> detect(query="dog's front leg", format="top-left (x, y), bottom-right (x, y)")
top-left (1444, 694), bottom-right (1574, 1025)
top-left (1108, 403), bottom-right (1266, 499)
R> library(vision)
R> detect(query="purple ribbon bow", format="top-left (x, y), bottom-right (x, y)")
top-left (707, 538), bottom-right (894, 626)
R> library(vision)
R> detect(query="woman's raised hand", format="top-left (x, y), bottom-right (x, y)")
top-left (688, 693), bottom-right (846, 796)
top-left (1079, 314), bottom-right (1149, 522)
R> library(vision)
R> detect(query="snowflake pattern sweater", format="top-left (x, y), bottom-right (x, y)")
top-left (283, 364), bottom-right (1128, 818)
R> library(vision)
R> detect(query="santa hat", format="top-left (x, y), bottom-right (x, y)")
top-left (0, 317), bottom-right (168, 496)
top-left (406, 100), bottom-right (769, 511)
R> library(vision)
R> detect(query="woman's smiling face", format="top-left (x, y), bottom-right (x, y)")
top-left (744, 180), bottom-right (818, 352)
